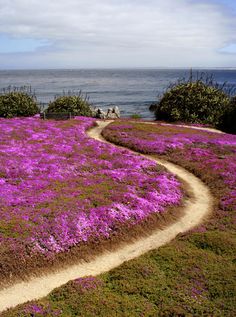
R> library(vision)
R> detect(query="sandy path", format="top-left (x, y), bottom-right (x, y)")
top-left (0, 121), bottom-right (213, 313)
top-left (128, 120), bottom-right (224, 134)
top-left (158, 123), bottom-right (223, 134)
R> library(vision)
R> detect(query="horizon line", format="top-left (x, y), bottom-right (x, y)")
top-left (0, 66), bottom-right (236, 71)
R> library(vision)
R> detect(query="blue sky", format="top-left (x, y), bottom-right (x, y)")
top-left (211, 0), bottom-right (236, 11)
top-left (0, 34), bottom-right (48, 53)
top-left (0, 0), bottom-right (235, 69)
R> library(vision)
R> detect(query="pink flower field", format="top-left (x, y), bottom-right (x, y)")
top-left (102, 121), bottom-right (236, 231)
top-left (1, 120), bottom-right (236, 316)
top-left (0, 117), bottom-right (182, 278)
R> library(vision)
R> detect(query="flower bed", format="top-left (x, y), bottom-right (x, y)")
top-left (102, 121), bottom-right (236, 231)
top-left (0, 117), bottom-right (182, 279)
top-left (3, 120), bottom-right (236, 316)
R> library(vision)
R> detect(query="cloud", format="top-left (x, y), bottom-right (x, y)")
top-left (0, 0), bottom-right (235, 68)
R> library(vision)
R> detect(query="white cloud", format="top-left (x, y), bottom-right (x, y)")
top-left (0, 0), bottom-right (235, 68)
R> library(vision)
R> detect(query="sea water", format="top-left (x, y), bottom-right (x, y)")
top-left (0, 68), bottom-right (235, 120)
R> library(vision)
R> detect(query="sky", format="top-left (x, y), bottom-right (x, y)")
top-left (0, 0), bottom-right (235, 69)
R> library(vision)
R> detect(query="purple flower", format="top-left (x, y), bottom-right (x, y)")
top-left (0, 117), bottom-right (183, 258)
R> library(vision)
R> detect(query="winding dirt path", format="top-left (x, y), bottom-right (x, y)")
top-left (129, 120), bottom-right (224, 134)
top-left (0, 121), bottom-right (213, 313)
top-left (155, 122), bottom-right (223, 134)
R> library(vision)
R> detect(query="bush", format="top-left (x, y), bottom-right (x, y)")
top-left (46, 95), bottom-right (93, 117)
top-left (0, 92), bottom-right (39, 118)
top-left (151, 81), bottom-right (230, 126)
top-left (218, 96), bottom-right (236, 134)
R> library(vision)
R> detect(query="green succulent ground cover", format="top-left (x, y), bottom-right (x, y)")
top-left (2, 121), bottom-right (236, 317)
top-left (52, 234), bottom-right (235, 316)
top-left (2, 233), bottom-right (235, 316)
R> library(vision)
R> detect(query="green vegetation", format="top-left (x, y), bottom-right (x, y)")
top-left (0, 91), bottom-right (39, 118)
top-left (151, 81), bottom-right (230, 126)
top-left (149, 71), bottom-right (236, 133)
top-left (3, 234), bottom-right (235, 316)
top-left (46, 95), bottom-right (92, 117)
top-left (130, 113), bottom-right (142, 120)
top-left (219, 96), bottom-right (236, 134)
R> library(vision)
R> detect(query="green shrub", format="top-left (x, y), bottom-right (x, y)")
top-left (0, 92), bottom-right (39, 118)
top-left (151, 81), bottom-right (230, 126)
top-left (46, 95), bottom-right (93, 117)
top-left (218, 96), bottom-right (236, 134)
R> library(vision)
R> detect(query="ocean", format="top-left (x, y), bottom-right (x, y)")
top-left (0, 69), bottom-right (235, 120)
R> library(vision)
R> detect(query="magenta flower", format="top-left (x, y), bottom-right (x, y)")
top-left (0, 117), bottom-right (182, 258)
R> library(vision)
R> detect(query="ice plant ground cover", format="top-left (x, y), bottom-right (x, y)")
top-left (102, 121), bottom-right (236, 229)
top-left (3, 120), bottom-right (235, 317)
top-left (0, 117), bottom-right (183, 281)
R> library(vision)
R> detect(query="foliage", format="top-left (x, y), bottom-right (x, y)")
top-left (3, 237), bottom-right (236, 316)
top-left (218, 96), bottom-right (236, 134)
top-left (0, 91), bottom-right (39, 118)
top-left (151, 81), bottom-right (230, 126)
top-left (46, 95), bottom-right (93, 117)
